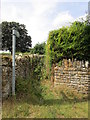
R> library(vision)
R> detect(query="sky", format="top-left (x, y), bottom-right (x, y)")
top-left (1, 0), bottom-right (89, 47)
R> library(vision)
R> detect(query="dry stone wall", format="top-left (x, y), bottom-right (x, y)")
top-left (2, 56), bottom-right (12, 98)
top-left (2, 54), bottom-right (44, 98)
top-left (2, 56), bottom-right (90, 98)
top-left (53, 59), bottom-right (90, 94)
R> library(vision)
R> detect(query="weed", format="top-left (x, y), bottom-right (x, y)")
top-left (2, 79), bottom-right (88, 118)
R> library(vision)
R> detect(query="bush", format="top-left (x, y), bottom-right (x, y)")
top-left (46, 21), bottom-right (90, 66)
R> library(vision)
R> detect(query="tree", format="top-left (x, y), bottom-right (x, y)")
top-left (1, 21), bottom-right (32, 52)
top-left (30, 42), bottom-right (46, 55)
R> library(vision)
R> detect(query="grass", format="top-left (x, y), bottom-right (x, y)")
top-left (2, 79), bottom-right (88, 118)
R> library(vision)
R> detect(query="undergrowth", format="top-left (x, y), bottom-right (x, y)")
top-left (2, 79), bottom-right (88, 118)
top-left (15, 77), bottom-right (43, 103)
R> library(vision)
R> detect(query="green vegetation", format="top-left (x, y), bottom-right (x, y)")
top-left (1, 21), bottom-right (32, 53)
top-left (30, 42), bottom-right (46, 55)
top-left (3, 79), bottom-right (88, 118)
top-left (46, 20), bottom-right (90, 67)
top-left (30, 55), bottom-right (45, 80)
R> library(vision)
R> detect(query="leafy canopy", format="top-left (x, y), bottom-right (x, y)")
top-left (1, 21), bottom-right (32, 52)
top-left (46, 20), bottom-right (90, 65)
top-left (30, 42), bottom-right (46, 55)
